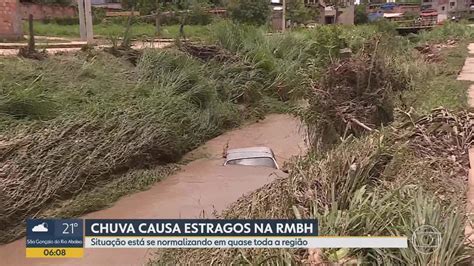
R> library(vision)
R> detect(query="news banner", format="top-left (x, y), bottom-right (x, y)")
top-left (25, 219), bottom-right (408, 258)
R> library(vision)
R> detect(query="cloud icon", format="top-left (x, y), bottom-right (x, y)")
top-left (32, 222), bottom-right (48, 233)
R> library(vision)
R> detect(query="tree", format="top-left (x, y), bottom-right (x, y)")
top-left (287, 0), bottom-right (316, 25)
top-left (354, 4), bottom-right (368, 24)
top-left (227, 0), bottom-right (271, 25)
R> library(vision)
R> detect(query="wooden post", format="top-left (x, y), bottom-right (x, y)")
top-left (281, 0), bottom-right (286, 32)
top-left (84, 0), bottom-right (94, 44)
top-left (27, 14), bottom-right (35, 52)
top-left (78, 0), bottom-right (86, 41)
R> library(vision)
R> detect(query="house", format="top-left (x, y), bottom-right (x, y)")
top-left (367, 3), bottom-right (421, 19)
top-left (90, 0), bottom-right (121, 11)
top-left (421, 0), bottom-right (469, 21)
top-left (305, 0), bottom-right (355, 25)
top-left (420, 8), bottom-right (439, 24)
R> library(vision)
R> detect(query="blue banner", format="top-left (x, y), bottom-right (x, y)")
top-left (26, 219), bottom-right (84, 248)
top-left (85, 219), bottom-right (318, 237)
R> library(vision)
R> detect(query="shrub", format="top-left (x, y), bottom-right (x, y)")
top-left (187, 2), bottom-right (213, 25)
top-left (354, 4), bottom-right (368, 24)
top-left (227, 0), bottom-right (271, 26)
top-left (287, 0), bottom-right (315, 25)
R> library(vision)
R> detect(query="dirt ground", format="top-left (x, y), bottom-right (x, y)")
top-left (456, 43), bottom-right (474, 245)
top-left (0, 39), bottom-right (172, 56)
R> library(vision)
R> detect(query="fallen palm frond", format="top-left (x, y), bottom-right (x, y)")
top-left (414, 39), bottom-right (458, 62)
top-left (385, 108), bottom-right (473, 206)
top-left (399, 108), bottom-right (473, 165)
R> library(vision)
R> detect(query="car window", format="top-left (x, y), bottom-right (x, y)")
top-left (225, 157), bottom-right (277, 168)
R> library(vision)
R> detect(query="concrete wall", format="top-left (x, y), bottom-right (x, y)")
top-left (0, 0), bottom-right (22, 40)
top-left (338, 5), bottom-right (355, 25)
top-left (20, 3), bottom-right (77, 20)
top-left (272, 10), bottom-right (283, 31)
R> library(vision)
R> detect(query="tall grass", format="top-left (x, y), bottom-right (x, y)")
top-left (153, 22), bottom-right (474, 264)
top-left (3, 20), bottom-right (473, 248)
top-left (205, 22), bottom-right (351, 100)
top-left (155, 133), bottom-right (471, 264)
top-left (0, 40), bottom-right (294, 242)
top-left (28, 21), bottom-right (210, 39)
top-left (418, 21), bottom-right (474, 43)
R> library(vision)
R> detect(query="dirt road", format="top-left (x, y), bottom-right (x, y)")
top-left (0, 40), bottom-right (172, 56)
top-left (456, 43), bottom-right (474, 245)
top-left (0, 114), bottom-right (307, 266)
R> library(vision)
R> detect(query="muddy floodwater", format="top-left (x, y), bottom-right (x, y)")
top-left (0, 114), bottom-right (307, 266)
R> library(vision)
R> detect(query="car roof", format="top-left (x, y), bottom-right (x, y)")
top-left (225, 147), bottom-right (275, 161)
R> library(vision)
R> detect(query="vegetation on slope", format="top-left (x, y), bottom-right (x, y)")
top-left (1, 23), bottom-right (473, 265)
top-left (0, 30), bottom-right (293, 242)
top-left (154, 22), bottom-right (474, 264)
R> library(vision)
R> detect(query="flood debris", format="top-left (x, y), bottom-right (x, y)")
top-left (179, 42), bottom-right (239, 62)
top-left (397, 108), bottom-right (473, 181)
top-left (415, 39), bottom-right (458, 62)
top-left (17, 14), bottom-right (47, 60)
top-left (0, 116), bottom-right (183, 243)
top-left (304, 42), bottom-right (399, 149)
top-left (103, 45), bottom-right (142, 65)
top-left (155, 108), bottom-right (473, 264)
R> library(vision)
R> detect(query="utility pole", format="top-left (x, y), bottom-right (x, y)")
top-left (78, 0), bottom-right (86, 41)
top-left (84, 0), bottom-right (94, 44)
top-left (281, 0), bottom-right (286, 32)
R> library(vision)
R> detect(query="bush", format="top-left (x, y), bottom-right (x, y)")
top-left (227, 0), bottom-right (271, 25)
top-left (187, 3), bottom-right (213, 25)
top-left (354, 4), bottom-right (368, 25)
top-left (418, 21), bottom-right (474, 43)
top-left (287, 0), bottom-right (315, 25)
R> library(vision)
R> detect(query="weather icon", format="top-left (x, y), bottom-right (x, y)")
top-left (32, 222), bottom-right (49, 233)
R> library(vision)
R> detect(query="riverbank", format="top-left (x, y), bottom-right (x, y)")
top-left (455, 42), bottom-right (474, 247)
top-left (154, 24), bottom-right (474, 264)
top-left (1, 22), bottom-right (473, 263)
top-left (0, 114), bottom-right (307, 266)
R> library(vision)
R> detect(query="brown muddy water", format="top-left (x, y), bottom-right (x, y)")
top-left (0, 114), bottom-right (307, 266)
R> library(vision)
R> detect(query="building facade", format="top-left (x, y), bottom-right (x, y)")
top-left (0, 0), bottom-right (22, 40)
top-left (305, 0), bottom-right (355, 25)
top-left (422, 0), bottom-right (469, 20)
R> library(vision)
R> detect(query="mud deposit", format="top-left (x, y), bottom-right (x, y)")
top-left (0, 114), bottom-right (307, 266)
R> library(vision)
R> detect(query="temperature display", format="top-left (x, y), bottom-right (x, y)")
top-left (62, 222), bottom-right (80, 235)
top-left (26, 219), bottom-right (84, 258)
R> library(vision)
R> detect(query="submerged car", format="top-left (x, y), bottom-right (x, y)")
top-left (223, 147), bottom-right (279, 169)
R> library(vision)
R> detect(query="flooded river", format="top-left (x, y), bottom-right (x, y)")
top-left (0, 114), bottom-right (307, 266)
